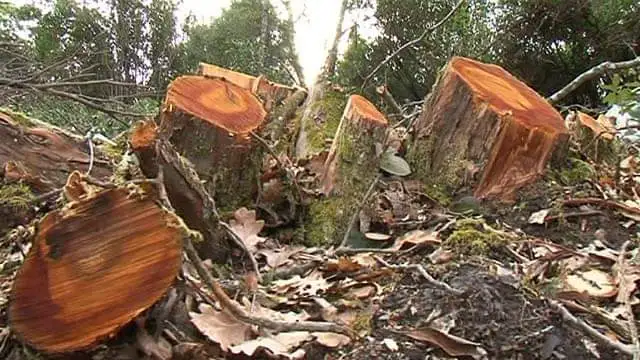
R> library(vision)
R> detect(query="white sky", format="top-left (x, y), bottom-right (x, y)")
top-left (11, 0), bottom-right (378, 85)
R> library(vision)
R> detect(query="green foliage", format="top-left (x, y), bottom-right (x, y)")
top-left (176, 0), bottom-right (299, 84)
top-left (601, 72), bottom-right (640, 118)
top-left (495, 0), bottom-right (640, 106)
top-left (336, 0), bottom-right (496, 102)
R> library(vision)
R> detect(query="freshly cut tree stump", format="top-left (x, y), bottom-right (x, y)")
top-left (569, 111), bottom-right (618, 164)
top-left (197, 62), bottom-right (297, 111)
top-left (407, 56), bottom-right (568, 200)
top-left (9, 181), bottom-right (183, 353)
top-left (161, 75), bottom-right (268, 210)
top-left (0, 109), bottom-right (111, 192)
top-left (305, 95), bottom-right (388, 245)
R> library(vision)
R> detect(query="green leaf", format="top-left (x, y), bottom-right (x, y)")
top-left (380, 150), bottom-right (412, 176)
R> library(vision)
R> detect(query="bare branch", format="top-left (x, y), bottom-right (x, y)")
top-left (33, 79), bottom-right (151, 89)
top-left (548, 57), bottom-right (640, 104)
top-left (361, 0), bottom-right (466, 88)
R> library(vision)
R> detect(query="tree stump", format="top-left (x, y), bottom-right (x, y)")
top-left (9, 179), bottom-right (183, 353)
top-left (304, 95), bottom-right (388, 245)
top-left (160, 75), bottom-right (268, 211)
top-left (407, 56), bottom-right (568, 201)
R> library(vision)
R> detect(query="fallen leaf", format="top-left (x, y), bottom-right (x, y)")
top-left (392, 230), bottom-right (440, 251)
top-left (351, 253), bottom-right (377, 267)
top-left (189, 304), bottom-right (253, 351)
top-left (313, 332), bottom-right (351, 348)
top-left (528, 209), bottom-right (551, 224)
top-left (380, 150), bottom-right (411, 176)
top-left (172, 342), bottom-right (207, 360)
top-left (259, 247), bottom-right (303, 268)
top-left (229, 331), bottom-right (310, 359)
top-left (327, 257), bottom-right (363, 273)
top-left (400, 327), bottom-right (487, 359)
top-left (383, 338), bottom-right (399, 351)
top-left (229, 207), bottom-right (266, 252)
top-left (429, 247), bottom-right (455, 264)
top-left (563, 269), bottom-right (617, 298)
top-left (342, 283), bottom-right (378, 300)
top-left (365, 232), bottom-right (391, 241)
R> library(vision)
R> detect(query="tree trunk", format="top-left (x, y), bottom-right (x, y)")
top-left (9, 179), bottom-right (183, 353)
top-left (304, 95), bottom-right (388, 245)
top-left (294, 0), bottom-right (349, 159)
top-left (0, 109), bottom-right (112, 235)
top-left (407, 56), bottom-right (569, 201)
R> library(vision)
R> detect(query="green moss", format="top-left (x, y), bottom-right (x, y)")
top-left (0, 107), bottom-right (35, 127)
top-left (444, 220), bottom-right (507, 256)
top-left (0, 183), bottom-right (35, 212)
top-left (423, 183), bottom-right (452, 206)
top-left (305, 89), bottom-right (348, 154)
top-left (352, 309), bottom-right (374, 336)
top-left (556, 158), bottom-right (594, 186)
top-left (305, 198), bottom-right (345, 246)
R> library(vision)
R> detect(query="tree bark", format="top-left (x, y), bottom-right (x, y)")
top-left (9, 180), bottom-right (183, 353)
top-left (407, 56), bottom-right (569, 201)
top-left (0, 108), bottom-right (112, 235)
top-left (304, 95), bottom-right (388, 245)
top-left (160, 75), bottom-right (268, 211)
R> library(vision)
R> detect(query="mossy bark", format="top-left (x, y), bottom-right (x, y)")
top-left (294, 85), bottom-right (348, 159)
top-left (303, 104), bottom-right (387, 246)
top-left (406, 57), bottom-right (568, 201)
top-left (161, 110), bottom-right (263, 212)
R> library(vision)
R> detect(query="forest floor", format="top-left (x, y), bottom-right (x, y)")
top-left (1, 168), bottom-right (639, 360)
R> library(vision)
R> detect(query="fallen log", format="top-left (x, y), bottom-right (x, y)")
top-left (160, 75), bottom-right (267, 211)
top-left (407, 56), bottom-right (569, 201)
top-left (304, 95), bottom-right (388, 245)
top-left (0, 108), bottom-right (111, 193)
top-left (9, 178), bottom-right (183, 353)
top-left (0, 109), bottom-right (112, 235)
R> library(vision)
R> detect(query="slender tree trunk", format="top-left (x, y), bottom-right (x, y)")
top-left (294, 0), bottom-right (349, 159)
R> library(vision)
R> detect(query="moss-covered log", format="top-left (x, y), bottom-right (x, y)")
top-left (304, 95), bottom-right (388, 245)
top-left (160, 75), bottom-right (267, 211)
top-left (407, 56), bottom-right (569, 201)
top-left (9, 179), bottom-right (183, 353)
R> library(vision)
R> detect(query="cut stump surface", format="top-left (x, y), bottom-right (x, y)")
top-left (9, 184), bottom-right (183, 353)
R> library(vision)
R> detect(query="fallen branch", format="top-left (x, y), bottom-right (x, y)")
top-left (548, 299), bottom-right (635, 356)
top-left (376, 85), bottom-right (403, 115)
top-left (373, 255), bottom-right (464, 295)
top-left (543, 210), bottom-right (605, 223)
top-left (183, 238), bottom-right (355, 337)
top-left (562, 198), bottom-right (640, 216)
top-left (361, 0), bottom-right (466, 88)
top-left (548, 57), bottom-right (640, 104)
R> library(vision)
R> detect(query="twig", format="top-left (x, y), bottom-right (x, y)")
top-left (373, 255), bottom-right (464, 295)
top-left (562, 197), bottom-right (640, 216)
top-left (616, 241), bottom-right (640, 360)
top-left (376, 85), bottom-right (403, 115)
top-left (543, 210), bottom-right (605, 223)
top-left (334, 247), bottom-right (400, 255)
top-left (548, 299), bottom-right (634, 355)
top-left (183, 237), bottom-right (355, 337)
top-left (338, 174), bottom-right (382, 248)
top-left (548, 57), bottom-right (640, 104)
top-left (361, 0), bottom-right (466, 88)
